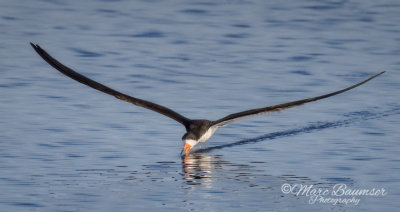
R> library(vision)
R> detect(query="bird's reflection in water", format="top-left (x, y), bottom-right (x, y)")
top-left (181, 153), bottom-right (260, 188)
top-left (181, 153), bottom-right (218, 187)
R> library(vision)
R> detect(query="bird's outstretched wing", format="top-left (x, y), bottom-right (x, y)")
top-left (211, 71), bottom-right (384, 127)
top-left (30, 43), bottom-right (190, 126)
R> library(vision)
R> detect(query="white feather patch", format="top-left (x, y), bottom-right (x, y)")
top-left (198, 125), bottom-right (219, 143)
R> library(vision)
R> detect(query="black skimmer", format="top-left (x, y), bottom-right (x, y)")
top-left (30, 43), bottom-right (384, 155)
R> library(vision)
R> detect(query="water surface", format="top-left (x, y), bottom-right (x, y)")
top-left (0, 0), bottom-right (399, 211)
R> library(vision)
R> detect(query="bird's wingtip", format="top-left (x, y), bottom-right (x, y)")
top-left (29, 42), bottom-right (42, 50)
top-left (375, 71), bottom-right (386, 78)
top-left (29, 42), bottom-right (38, 49)
top-left (370, 71), bottom-right (385, 79)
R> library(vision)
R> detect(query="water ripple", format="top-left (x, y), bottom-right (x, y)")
top-left (130, 31), bottom-right (165, 38)
top-left (70, 48), bottom-right (103, 57)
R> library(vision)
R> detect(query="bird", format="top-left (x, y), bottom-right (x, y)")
top-left (30, 43), bottom-right (384, 155)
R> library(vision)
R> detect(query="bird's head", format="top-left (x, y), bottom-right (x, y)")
top-left (182, 132), bottom-right (199, 155)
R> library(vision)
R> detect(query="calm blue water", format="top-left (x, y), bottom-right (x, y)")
top-left (1, 0), bottom-right (399, 211)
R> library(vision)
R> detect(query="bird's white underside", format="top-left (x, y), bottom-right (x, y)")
top-left (185, 139), bottom-right (198, 147)
top-left (184, 125), bottom-right (219, 147)
top-left (198, 125), bottom-right (219, 143)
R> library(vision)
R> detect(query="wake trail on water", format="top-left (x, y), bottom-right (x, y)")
top-left (194, 104), bottom-right (400, 153)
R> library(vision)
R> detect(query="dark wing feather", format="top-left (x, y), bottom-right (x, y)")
top-left (30, 43), bottom-right (190, 126)
top-left (211, 71), bottom-right (385, 127)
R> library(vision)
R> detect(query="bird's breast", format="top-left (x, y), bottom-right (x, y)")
top-left (198, 126), bottom-right (218, 143)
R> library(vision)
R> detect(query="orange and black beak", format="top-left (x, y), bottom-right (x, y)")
top-left (183, 143), bottom-right (192, 155)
